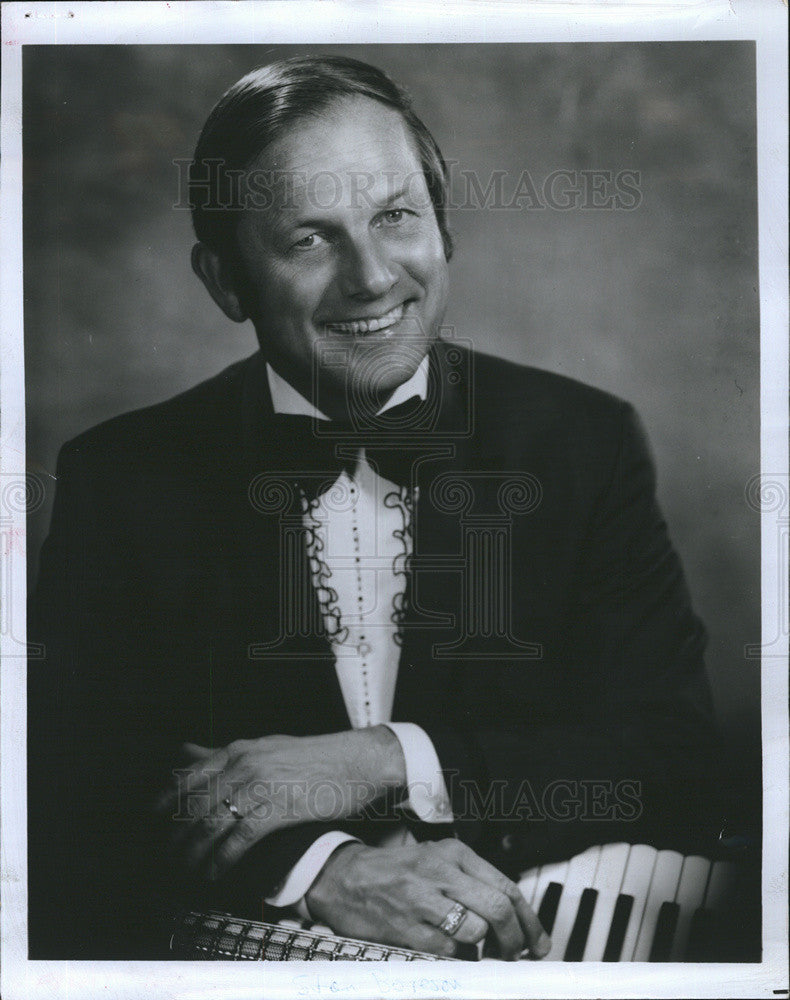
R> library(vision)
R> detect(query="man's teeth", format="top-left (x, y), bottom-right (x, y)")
top-left (326, 304), bottom-right (404, 334)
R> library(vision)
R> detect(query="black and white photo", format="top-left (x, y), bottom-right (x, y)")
top-left (1, 4), bottom-right (787, 1000)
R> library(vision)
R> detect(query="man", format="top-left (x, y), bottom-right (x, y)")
top-left (28, 55), bottom-right (717, 961)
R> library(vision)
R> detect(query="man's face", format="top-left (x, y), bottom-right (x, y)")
top-left (233, 95), bottom-right (450, 415)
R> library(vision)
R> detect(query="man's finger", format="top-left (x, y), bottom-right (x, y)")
top-left (455, 846), bottom-right (550, 958)
top-left (407, 925), bottom-right (458, 959)
top-left (438, 870), bottom-right (524, 960)
top-left (206, 815), bottom-right (271, 879)
top-left (422, 892), bottom-right (488, 946)
top-left (178, 742), bottom-right (216, 762)
top-left (154, 753), bottom-right (230, 816)
top-left (167, 773), bottom-right (251, 856)
top-left (177, 810), bottom-right (237, 870)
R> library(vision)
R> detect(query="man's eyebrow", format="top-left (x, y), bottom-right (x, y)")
top-left (380, 185), bottom-right (410, 206)
top-left (271, 183), bottom-right (418, 233)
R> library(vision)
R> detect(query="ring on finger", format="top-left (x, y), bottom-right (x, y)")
top-left (221, 797), bottom-right (244, 821)
top-left (439, 901), bottom-right (468, 937)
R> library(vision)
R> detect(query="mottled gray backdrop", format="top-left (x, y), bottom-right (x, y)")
top-left (24, 43), bottom-right (760, 808)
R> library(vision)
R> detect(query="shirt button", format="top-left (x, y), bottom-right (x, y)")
top-left (501, 834), bottom-right (516, 852)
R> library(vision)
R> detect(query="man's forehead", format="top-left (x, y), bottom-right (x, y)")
top-left (243, 97), bottom-right (428, 214)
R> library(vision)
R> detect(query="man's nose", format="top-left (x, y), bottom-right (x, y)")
top-left (338, 235), bottom-right (397, 300)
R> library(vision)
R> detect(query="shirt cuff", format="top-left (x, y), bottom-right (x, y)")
top-left (384, 722), bottom-right (454, 824)
top-left (263, 831), bottom-right (360, 912)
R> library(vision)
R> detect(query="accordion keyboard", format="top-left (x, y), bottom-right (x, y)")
top-left (482, 842), bottom-right (738, 962)
top-left (168, 842), bottom-right (740, 962)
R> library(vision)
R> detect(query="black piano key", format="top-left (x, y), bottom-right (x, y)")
top-left (454, 942), bottom-right (480, 962)
top-left (648, 901), bottom-right (680, 962)
top-left (537, 882), bottom-right (564, 935)
top-left (685, 907), bottom-right (711, 962)
top-left (563, 888), bottom-right (598, 961)
top-left (602, 894), bottom-right (633, 961)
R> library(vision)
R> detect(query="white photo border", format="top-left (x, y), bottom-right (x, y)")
top-left (1, 2), bottom-right (787, 999)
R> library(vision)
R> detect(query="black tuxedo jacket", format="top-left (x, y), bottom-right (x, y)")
top-left (28, 342), bottom-right (718, 958)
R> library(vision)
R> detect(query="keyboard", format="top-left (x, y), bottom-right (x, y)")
top-left (168, 842), bottom-right (744, 961)
top-left (479, 842), bottom-right (738, 962)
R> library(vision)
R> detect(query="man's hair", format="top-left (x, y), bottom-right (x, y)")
top-left (189, 55), bottom-right (454, 268)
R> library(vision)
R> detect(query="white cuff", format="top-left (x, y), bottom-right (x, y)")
top-left (263, 831), bottom-right (360, 911)
top-left (384, 722), bottom-right (453, 824)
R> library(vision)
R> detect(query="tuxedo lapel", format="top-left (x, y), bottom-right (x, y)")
top-left (392, 342), bottom-right (474, 723)
top-left (232, 352), bottom-right (351, 733)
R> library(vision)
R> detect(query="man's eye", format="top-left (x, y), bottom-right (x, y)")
top-left (292, 233), bottom-right (323, 250)
top-left (382, 209), bottom-right (406, 224)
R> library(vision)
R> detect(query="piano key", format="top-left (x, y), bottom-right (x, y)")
top-left (669, 855), bottom-right (712, 961)
top-left (685, 859), bottom-right (739, 961)
top-left (602, 893), bottom-right (633, 961)
top-left (618, 844), bottom-right (659, 960)
top-left (564, 888), bottom-right (598, 960)
top-left (703, 860), bottom-right (736, 910)
top-left (648, 901), bottom-right (679, 961)
top-left (684, 905), bottom-right (713, 962)
top-left (582, 842), bottom-right (631, 961)
top-left (531, 858), bottom-right (570, 934)
top-left (538, 882), bottom-right (564, 936)
top-left (631, 850), bottom-right (683, 962)
top-left (543, 845), bottom-right (601, 960)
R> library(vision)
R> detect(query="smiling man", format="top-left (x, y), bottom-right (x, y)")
top-left (192, 91), bottom-right (450, 419)
top-left (28, 56), bottom-right (718, 961)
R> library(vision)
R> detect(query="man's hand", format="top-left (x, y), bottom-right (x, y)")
top-left (305, 839), bottom-right (551, 961)
top-left (154, 727), bottom-right (405, 880)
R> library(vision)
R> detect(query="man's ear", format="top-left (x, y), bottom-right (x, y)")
top-left (191, 242), bottom-right (249, 324)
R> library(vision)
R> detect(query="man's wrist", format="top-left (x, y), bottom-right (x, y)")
top-left (305, 840), bottom-right (368, 921)
top-left (343, 725), bottom-right (407, 794)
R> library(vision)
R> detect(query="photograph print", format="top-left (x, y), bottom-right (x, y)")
top-left (22, 41), bottom-right (763, 968)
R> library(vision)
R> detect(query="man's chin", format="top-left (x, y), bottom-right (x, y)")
top-left (307, 327), bottom-right (436, 417)
top-left (349, 348), bottom-right (427, 404)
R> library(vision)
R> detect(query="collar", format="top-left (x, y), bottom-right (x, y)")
top-left (266, 356), bottom-right (430, 421)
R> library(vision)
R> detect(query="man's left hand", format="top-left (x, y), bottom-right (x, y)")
top-left (154, 727), bottom-right (405, 880)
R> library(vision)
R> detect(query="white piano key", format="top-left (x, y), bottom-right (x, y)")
top-left (582, 842), bottom-right (631, 961)
top-left (618, 843), bottom-right (659, 961)
top-left (544, 845), bottom-right (601, 960)
top-left (703, 859), bottom-right (736, 910)
top-left (669, 855), bottom-right (712, 960)
top-left (631, 850), bottom-right (683, 961)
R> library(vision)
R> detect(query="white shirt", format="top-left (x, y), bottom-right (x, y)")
top-left (263, 359), bottom-right (453, 912)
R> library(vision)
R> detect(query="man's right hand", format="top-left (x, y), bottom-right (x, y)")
top-left (304, 839), bottom-right (551, 960)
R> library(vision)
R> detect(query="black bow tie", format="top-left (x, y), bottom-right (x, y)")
top-left (271, 396), bottom-right (428, 500)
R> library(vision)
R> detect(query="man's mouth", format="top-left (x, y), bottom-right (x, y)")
top-left (324, 303), bottom-right (406, 336)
